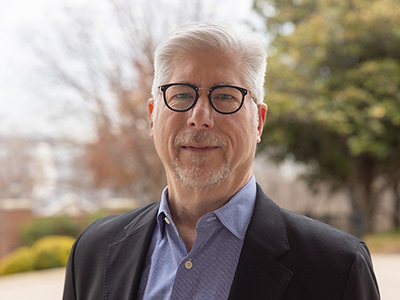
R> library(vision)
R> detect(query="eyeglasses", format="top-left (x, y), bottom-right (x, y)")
top-left (159, 83), bottom-right (251, 114)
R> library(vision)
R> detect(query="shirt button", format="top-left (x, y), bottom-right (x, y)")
top-left (184, 260), bottom-right (193, 270)
top-left (164, 217), bottom-right (171, 224)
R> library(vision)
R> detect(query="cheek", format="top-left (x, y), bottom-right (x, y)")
top-left (153, 113), bottom-right (183, 155)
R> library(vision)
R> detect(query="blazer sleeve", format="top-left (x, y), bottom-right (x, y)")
top-left (62, 216), bottom-right (112, 300)
top-left (62, 239), bottom-right (78, 300)
top-left (340, 242), bottom-right (380, 300)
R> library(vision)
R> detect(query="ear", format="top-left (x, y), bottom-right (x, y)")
top-left (148, 98), bottom-right (155, 138)
top-left (256, 103), bottom-right (268, 143)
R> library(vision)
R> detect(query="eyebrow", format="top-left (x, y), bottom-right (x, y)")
top-left (213, 82), bottom-right (235, 86)
top-left (174, 81), bottom-right (236, 87)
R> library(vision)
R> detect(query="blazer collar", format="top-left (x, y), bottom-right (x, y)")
top-left (104, 202), bottom-right (160, 300)
top-left (228, 184), bottom-right (293, 300)
top-left (247, 184), bottom-right (290, 258)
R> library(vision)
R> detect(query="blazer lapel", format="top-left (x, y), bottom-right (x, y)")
top-left (104, 203), bottom-right (159, 300)
top-left (228, 185), bottom-right (293, 300)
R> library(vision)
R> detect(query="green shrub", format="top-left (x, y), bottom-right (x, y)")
top-left (0, 235), bottom-right (75, 276)
top-left (33, 236), bottom-right (75, 270)
top-left (0, 247), bottom-right (36, 275)
top-left (20, 216), bottom-right (79, 246)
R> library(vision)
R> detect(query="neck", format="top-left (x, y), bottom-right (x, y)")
top-left (166, 172), bottom-right (252, 250)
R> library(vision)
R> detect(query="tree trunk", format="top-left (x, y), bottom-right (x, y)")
top-left (346, 184), bottom-right (367, 237)
top-left (393, 180), bottom-right (400, 229)
top-left (346, 179), bottom-right (379, 235)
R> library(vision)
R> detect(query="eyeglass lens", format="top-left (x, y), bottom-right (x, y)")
top-left (164, 84), bottom-right (244, 113)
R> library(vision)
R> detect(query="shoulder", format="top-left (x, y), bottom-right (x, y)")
top-left (252, 186), bottom-right (379, 297)
top-left (63, 202), bottom-right (160, 299)
top-left (281, 208), bottom-right (361, 253)
top-left (77, 201), bottom-right (160, 249)
top-left (254, 183), bottom-right (362, 255)
top-left (253, 183), bottom-right (369, 273)
top-left (67, 201), bottom-right (159, 276)
top-left (279, 208), bottom-right (379, 298)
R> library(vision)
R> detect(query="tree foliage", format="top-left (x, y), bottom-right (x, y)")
top-left (255, 0), bottom-right (400, 231)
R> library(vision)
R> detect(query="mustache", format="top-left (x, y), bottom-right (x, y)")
top-left (174, 130), bottom-right (227, 150)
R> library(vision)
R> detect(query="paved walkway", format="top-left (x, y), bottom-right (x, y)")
top-left (0, 254), bottom-right (398, 299)
top-left (0, 267), bottom-right (65, 300)
top-left (372, 254), bottom-right (400, 300)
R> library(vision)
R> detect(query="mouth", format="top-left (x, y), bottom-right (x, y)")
top-left (181, 144), bottom-right (220, 151)
top-left (174, 130), bottom-right (227, 155)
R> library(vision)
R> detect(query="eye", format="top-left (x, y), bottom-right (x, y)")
top-left (174, 93), bottom-right (192, 99)
top-left (219, 94), bottom-right (233, 100)
top-left (213, 92), bottom-right (237, 102)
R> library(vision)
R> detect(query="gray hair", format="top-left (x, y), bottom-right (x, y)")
top-left (152, 22), bottom-right (267, 105)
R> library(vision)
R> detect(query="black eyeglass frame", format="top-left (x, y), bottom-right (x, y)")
top-left (159, 83), bottom-right (250, 115)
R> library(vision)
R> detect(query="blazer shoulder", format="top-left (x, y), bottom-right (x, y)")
top-left (279, 208), bottom-right (379, 299)
top-left (249, 185), bottom-right (379, 299)
top-left (254, 184), bottom-right (362, 254)
top-left (280, 207), bottom-right (361, 252)
top-left (78, 201), bottom-right (160, 247)
top-left (63, 202), bottom-right (159, 300)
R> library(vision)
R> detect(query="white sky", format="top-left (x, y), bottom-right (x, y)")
top-left (0, 0), bottom-right (74, 138)
top-left (0, 0), bottom-right (263, 140)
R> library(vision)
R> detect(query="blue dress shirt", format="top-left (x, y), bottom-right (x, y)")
top-left (137, 176), bottom-right (257, 300)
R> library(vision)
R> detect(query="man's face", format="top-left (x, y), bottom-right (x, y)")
top-left (149, 49), bottom-right (267, 192)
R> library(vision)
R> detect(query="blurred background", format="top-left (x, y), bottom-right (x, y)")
top-left (0, 0), bottom-right (399, 298)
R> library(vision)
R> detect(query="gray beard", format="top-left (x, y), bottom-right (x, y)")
top-left (171, 158), bottom-right (230, 191)
top-left (171, 130), bottom-right (230, 191)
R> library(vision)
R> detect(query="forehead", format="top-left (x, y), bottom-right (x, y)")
top-left (168, 49), bottom-right (244, 87)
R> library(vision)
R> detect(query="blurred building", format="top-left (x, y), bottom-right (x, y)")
top-left (0, 199), bottom-right (33, 259)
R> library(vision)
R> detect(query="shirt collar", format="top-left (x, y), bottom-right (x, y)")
top-left (214, 175), bottom-right (256, 240)
top-left (156, 176), bottom-right (257, 240)
top-left (156, 187), bottom-right (175, 238)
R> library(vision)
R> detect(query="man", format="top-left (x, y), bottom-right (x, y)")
top-left (63, 23), bottom-right (380, 300)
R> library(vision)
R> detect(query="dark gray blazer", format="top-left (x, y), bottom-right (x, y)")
top-left (63, 184), bottom-right (380, 299)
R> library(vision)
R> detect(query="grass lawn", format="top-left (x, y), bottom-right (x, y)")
top-left (364, 230), bottom-right (400, 254)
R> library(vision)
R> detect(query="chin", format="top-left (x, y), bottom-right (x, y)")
top-left (172, 162), bottom-right (230, 192)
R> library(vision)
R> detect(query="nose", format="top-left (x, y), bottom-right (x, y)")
top-left (187, 94), bottom-right (214, 129)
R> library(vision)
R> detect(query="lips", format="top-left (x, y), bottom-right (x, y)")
top-left (174, 130), bottom-right (227, 153)
top-left (181, 144), bottom-right (220, 154)
top-left (182, 144), bottom-right (219, 150)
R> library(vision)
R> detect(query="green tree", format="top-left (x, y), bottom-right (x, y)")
top-left (255, 0), bottom-right (400, 232)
